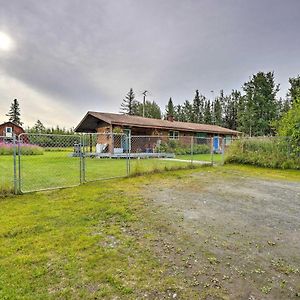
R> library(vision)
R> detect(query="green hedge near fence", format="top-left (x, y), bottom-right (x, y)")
top-left (159, 140), bottom-right (210, 155)
top-left (225, 138), bottom-right (300, 169)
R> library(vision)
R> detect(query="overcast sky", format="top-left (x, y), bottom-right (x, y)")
top-left (0, 0), bottom-right (300, 128)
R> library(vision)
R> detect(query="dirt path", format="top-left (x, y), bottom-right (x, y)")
top-left (143, 170), bottom-right (300, 299)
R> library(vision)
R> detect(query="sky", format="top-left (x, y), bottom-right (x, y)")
top-left (0, 0), bottom-right (300, 128)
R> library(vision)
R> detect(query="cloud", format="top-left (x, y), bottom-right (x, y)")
top-left (0, 0), bottom-right (300, 127)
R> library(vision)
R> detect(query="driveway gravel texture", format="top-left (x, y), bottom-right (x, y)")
top-left (139, 169), bottom-right (300, 299)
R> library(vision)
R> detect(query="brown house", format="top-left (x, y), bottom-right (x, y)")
top-left (0, 121), bottom-right (25, 140)
top-left (75, 112), bottom-right (240, 155)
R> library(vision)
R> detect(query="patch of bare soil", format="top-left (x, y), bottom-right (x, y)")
top-left (142, 171), bottom-right (300, 299)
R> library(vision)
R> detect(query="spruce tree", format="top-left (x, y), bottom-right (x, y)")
top-left (120, 88), bottom-right (136, 115)
top-left (192, 90), bottom-right (204, 123)
top-left (203, 100), bottom-right (212, 124)
top-left (182, 100), bottom-right (193, 122)
top-left (33, 120), bottom-right (46, 133)
top-left (165, 97), bottom-right (175, 119)
top-left (240, 71), bottom-right (280, 136)
top-left (212, 97), bottom-right (222, 126)
top-left (6, 99), bottom-right (23, 126)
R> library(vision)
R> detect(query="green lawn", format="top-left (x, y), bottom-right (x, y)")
top-left (0, 152), bottom-right (195, 193)
top-left (0, 174), bottom-right (195, 299)
top-left (0, 166), bottom-right (299, 299)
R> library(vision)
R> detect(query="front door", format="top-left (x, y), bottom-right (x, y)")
top-left (213, 136), bottom-right (219, 152)
top-left (122, 129), bottom-right (131, 152)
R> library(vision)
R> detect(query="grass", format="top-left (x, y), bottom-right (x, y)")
top-left (176, 153), bottom-right (222, 162)
top-left (0, 166), bottom-right (299, 299)
top-left (0, 151), bottom-right (195, 193)
top-left (0, 171), bottom-right (206, 299)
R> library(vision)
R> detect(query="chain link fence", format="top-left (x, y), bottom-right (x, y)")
top-left (0, 135), bottom-right (17, 194)
top-left (1, 133), bottom-right (298, 194)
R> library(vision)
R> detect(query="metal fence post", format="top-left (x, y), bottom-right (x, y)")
top-left (12, 134), bottom-right (18, 194)
top-left (221, 137), bottom-right (225, 165)
top-left (210, 137), bottom-right (214, 166)
top-left (127, 133), bottom-right (131, 176)
top-left (191, 136), bottom-right (194, 165)
top-left (81, 134), bottom-right (86, 184)
top-left (17, 135), bottom-right (22, 194)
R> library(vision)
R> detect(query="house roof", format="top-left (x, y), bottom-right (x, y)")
top-left (75, 111), bottom-right (240, 135)
top-left (0, 121), bottom-right (24, 129)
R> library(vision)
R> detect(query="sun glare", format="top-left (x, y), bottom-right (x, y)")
top-left (0, 31), bottom-right (14, 51)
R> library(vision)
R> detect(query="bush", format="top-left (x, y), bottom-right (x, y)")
top-left (159, 140), bottom-right (210, 155)
top-left (0, 143), bottom-right (44, 155)
top-left (225, 137), bottom-right (300, 169)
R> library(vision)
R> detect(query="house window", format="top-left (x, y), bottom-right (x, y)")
top-left (5, 127), bottom-right (12, 133)
top-left (195, 132), bottom-right (207, 144)
top-left (225, 135), bottom-right (232, 145)
top-left (5, 127), bottom-right (13, 138)
top-left (169, 131), bottom-right (179, 140)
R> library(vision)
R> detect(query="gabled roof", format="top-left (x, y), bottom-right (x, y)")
top-left (75, 111), bottom-right (240, 135)
top-left (0, 121), bottom-right (24, 129)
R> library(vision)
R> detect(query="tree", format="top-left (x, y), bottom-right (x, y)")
top-left (239, 71), bottom-right (280, 136)
top-left (174, 104), bottom-right (185, 122)
top-left (132, 100), bottom-right (162, 119)
top-left (212, 97), bottom-right (222, 126)
top-left (165, 97), bottom-right (175, 118)
top-left (6, 99), bottom-right (23, 126)
top-left (276, 103), bottom-right (300, 155)
top-left (203, 100), bottom-right (212, 124)
top-left (192, 90), bottom-right (204, 123)
top-left (120, 88), bottom-right (136, 115)
top-left (222, 90), bottom-right (241, 130)
top-left (182, 100), bottom-right (193, 122)
top-left (33, 120), bottom-right (46, 133)
top-left (288, 75), bottom-right (300, 105)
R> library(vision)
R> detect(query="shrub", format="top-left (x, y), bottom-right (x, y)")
top-left (0, 143), bottom-right (44, 155)
top-left (225, 137), bottom-right (300, 169)
top-left (159, 140), bottom-right (210, 155)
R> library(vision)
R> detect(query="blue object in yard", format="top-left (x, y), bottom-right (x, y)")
top-left (213, 136), bottom-right (219, 152)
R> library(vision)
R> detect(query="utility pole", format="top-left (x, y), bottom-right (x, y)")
top-left (142, 90), bottom-right (148, 117)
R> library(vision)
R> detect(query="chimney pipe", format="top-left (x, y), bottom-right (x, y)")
top-left (167, 115), bottom-right (174, 122)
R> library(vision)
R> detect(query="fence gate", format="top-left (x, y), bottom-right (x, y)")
top-left (18, 133), bottom-right (82, 193)
top-left (82, 133), bottom-right (129, 182)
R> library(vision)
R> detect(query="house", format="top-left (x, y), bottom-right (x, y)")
top-left (75, 111), bottom-right (240, 155)
top-left (0, 121), bottom-right (25, 140)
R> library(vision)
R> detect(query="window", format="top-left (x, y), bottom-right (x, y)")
top-left (169, 131), bottom-right (179, 140)
top-left (225, 135), bottom-right (232, 145)
top-left (195, 132), bottom-right (207, 144)
top-left (5, 127), bottom-right (12, 133)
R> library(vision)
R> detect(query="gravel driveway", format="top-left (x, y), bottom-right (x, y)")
top-left (144, 169), bottom-right (300, 299)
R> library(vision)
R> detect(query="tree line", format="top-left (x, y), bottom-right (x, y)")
top-left (120, 72), bottom-right (300, 136)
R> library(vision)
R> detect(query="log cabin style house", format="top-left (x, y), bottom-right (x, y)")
top-left (75, 112), bottom-right (240, 155)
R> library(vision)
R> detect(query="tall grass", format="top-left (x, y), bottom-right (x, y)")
top-left (225, 137), bottom-right (300, 169)
top-left (0, 143), bottom-right (44, 155)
